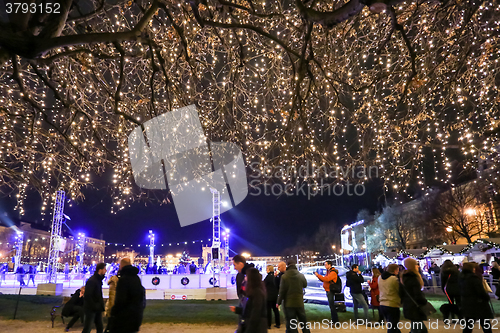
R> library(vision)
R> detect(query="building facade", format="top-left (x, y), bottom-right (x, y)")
top-left (0, 222), bottom-right (105, 268)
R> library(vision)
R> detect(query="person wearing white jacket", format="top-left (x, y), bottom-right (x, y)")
top-left (378, 264), bottom-right (401, 333)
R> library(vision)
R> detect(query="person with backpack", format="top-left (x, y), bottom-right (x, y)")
top-left (314, 260), bottom-right (340, 323)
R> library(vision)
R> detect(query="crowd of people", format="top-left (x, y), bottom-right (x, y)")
top-left (0, 259), bottom-right (233, 287)
top-left (4, 254), bottom-right (500, 333)
top-left (61, 259), bottom-right (145, 333)
top-left (229, 255), bottom-right (499, 333)
top-left (0, 263), bottom-right (38, 286)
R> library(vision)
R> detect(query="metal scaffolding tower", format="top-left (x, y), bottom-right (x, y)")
top-left (210, 188), bottom-right (221, 287)
top-left (47, 190), bottom-right (65, 283)
top-left (76, 233), bottom-right (85, 273)
top-left (13, 231), bottom-right (24, 272)
top-left (148, 230), bottom-right (155, 266)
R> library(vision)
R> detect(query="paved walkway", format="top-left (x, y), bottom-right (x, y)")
top-left (2, 319), bottom-right (493, 332)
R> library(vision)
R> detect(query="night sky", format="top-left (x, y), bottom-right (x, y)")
top-left (0, 176), bottom-right (385, 257)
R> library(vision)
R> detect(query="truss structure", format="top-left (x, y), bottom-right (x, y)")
top-left (76, 233), bottom-right (85, 273)
top-left (148, 230), bottom-right (155, 266)
top-left (210, 188), bottom-right (221, 287)
top-left (47, 190), bottom-right (65, 283)
top-left (13, 231), bottom-right (24, 272)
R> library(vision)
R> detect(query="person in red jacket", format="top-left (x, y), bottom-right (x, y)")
top-left (368, 268), bottom-right (382, 322)
top-left (314, 260), bottom-right (339, 323)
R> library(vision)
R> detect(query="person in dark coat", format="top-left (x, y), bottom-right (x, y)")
top-left (62, 287), bottom-right (85, 331)
top-left (16, 266), bottom-right (26, 286)
top-left (28, 265), bottom-right (36, 286)
top-left (491, 262), bottom-right (500, 299)
top-left (459, 262), bottom-right (493, 333)
top-left (346, 264), bottom-right (368, 321)
top-left (82, 262), bottom-right (106, 333)
top-left (275, 261), bottom-right (286, 292)
top-left (264, 265), bottom-right (280, 329)
top-left (400, 258), bottom-right (428, 333)
top-left (479, 260), bottom-right (489, 274)
top-left (230, 267), bottom-right (268, 333)
top-left (277, 259), bottom-right (310, 333)
top-left (109, 258), bottom-right (145, 333)
top-left (189, 261), bottom-right (197, 274)
top-left (233, 254), bottom-right (252, 299)
top-left (0, 263), bottom-right (7, 285)
top-left (440, 259), bottom-right (461, 319)
top-left (491, 262), bottom-right (500, 280)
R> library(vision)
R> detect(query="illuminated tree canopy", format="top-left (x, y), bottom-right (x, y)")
top-left (0, 0), bottom-right (499, 214)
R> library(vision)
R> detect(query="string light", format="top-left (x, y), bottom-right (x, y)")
top-left (106, 238), bottom-right (212, 248)
top-left (0, 1), bottom-right (498, 212)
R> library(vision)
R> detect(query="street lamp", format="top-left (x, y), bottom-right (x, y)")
top-left (446, 226), bottom-right (453, 232)
top-left (241, 252), bottom-right (251, 259)
top-left (465, 208), bottom-right (477, 216)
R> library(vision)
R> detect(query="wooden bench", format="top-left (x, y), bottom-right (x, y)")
top-left (51, 298), bottom-right (108, 328)
top-left (50, 296), bottom-right (72, 328)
